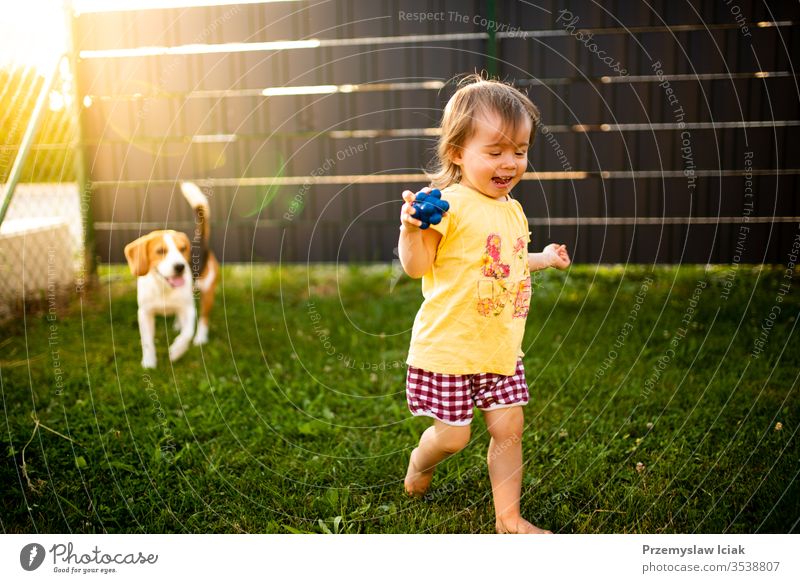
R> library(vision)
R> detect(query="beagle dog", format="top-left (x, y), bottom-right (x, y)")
top-left (124, 182), bottom-right (219, 368)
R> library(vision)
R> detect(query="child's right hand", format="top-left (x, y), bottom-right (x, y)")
top-left (398, 187), bottom-right (443, 278)
top-left (400, 188), bottom-right (430, 231)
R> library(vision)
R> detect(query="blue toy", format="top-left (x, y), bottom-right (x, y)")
top-left (411, 188), bottom-right (449, 229)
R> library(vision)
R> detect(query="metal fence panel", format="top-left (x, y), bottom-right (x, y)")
top-left (71, 0), bottom-right (800, 264)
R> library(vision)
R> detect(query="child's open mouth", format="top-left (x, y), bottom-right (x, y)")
top-left (492, 176), bottom-right (513, 187)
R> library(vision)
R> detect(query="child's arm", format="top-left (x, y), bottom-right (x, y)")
top-left (528, 243), bottom-right (571, 272)
top-left (399, 188), bottom-right (443, 279)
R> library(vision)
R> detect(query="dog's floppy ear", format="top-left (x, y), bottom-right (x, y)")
top-left (124, 234), bottom-right (154, 277)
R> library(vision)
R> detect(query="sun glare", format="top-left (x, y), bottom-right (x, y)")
top-left (0, 0), bottom-right (67, 72)
top-left (0, 0), bottom-right (300, 72)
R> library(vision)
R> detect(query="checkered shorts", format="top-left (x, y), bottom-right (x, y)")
top-left (406, 359), bottom-right (529, 426)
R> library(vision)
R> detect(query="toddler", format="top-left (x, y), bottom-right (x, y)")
top-left (398, 75), bottom-right (571, 534)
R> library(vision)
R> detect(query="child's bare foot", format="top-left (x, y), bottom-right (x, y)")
top-left (404, 447), bottom-right (434, 496)
top-left (496, 515), bottom-right (553, 534)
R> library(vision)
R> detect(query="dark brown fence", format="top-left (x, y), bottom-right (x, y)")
top-left (72, 0), bottom-right (800, 264)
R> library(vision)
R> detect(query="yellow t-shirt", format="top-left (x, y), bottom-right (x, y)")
top-left (407, 183), bottom-right (532, 376)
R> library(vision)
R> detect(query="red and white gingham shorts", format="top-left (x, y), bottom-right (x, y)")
top-left (406, 359), bottom-right (529, 426)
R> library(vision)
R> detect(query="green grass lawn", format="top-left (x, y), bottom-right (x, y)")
top-left (1, 264), bottom-right (798, 533)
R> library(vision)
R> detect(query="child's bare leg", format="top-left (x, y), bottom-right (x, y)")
top-left (405, 420), bottom-right (470, 496)
top-left (483, 406), bottom-right (552, 534)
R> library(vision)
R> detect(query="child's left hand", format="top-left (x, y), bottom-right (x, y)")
top-left (543, 243), bottom-right (571, 270)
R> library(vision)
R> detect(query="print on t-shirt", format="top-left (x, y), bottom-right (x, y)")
top-left (477, 233), bottom-right (532, 318)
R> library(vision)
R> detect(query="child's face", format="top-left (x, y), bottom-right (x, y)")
top-left (451, 110), bottom-right (531, 199)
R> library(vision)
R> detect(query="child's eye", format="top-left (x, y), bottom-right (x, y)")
top-left (515, 151), bottom-right (527, 156)
top-left (489, 152), bottom-right (501, 157)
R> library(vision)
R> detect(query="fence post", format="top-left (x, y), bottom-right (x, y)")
top-left (65, 0), bottom-right (97, 285)
top-left (486, 0), bottom-right (497, 77)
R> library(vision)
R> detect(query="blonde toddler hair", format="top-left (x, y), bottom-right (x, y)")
top-left (428, 74), bottom-right (540, 189)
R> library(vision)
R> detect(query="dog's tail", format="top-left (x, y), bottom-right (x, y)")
top-left (180, 181), bottom-right (211, 278)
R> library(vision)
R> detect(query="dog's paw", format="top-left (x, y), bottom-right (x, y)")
top-left (142, 355), bottom-right (157, 369)
top-left (193, 325), bottom-right (208, 346)
top-left (169, 342), bottom-right (188, 362)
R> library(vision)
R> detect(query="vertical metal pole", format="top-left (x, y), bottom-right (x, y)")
top-left (0, 56), bottom-right (63, 227)
top-left (486, 0), bottom-right (497, 77)
top-left (65, 0), bottom-right (97, 285)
